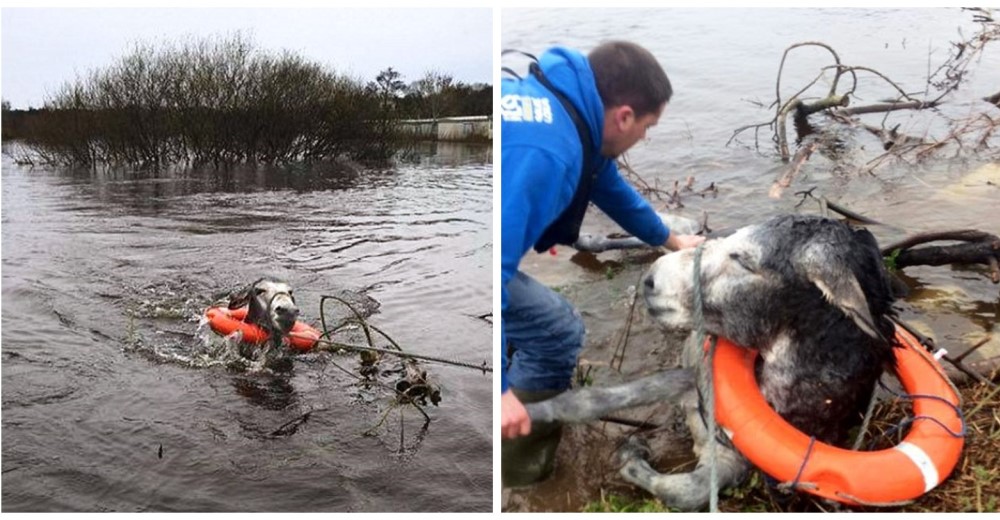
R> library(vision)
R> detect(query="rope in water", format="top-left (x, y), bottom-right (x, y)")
top-left (286, 332), bottom-right (493, 373)
top-left (265, 292), bottom-right (492, 373)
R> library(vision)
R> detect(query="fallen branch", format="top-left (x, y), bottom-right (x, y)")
top-left (618, 156), bottom-right (678, 205)
top-left (270, 410), bottom-right (315, 437)
top-left (770, 140), bottom-right (820, 198)
top-left (793, 189), bottom-right (884, 225)
top-left (857, 122), bottom-right (927, 150)
top-left (796, 94), bottom-right (851, 118)
top-left (944, 357), bottom-right (999, 387)
top-left (882, 230), bottom-right (1000, 283)
top-left (729, 12), bottom-right (1000, 180)
top-left (307, 335), bottom-right (491, 373)
top-left (892, 318), bottom-right (997, 389)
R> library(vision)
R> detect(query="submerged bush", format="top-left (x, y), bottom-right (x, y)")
top-left (12, 33), bottom-right (404, 168)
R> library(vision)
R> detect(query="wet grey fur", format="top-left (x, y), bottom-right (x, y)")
top-left (227, 278), bottom-right (299, 338)
top-left (573, 214), bottom-right (735, 253)
top-left (621, 214), bottom-right (896, 510)
top-left (226, 278), bottom-right (300, 370)
top-left (524, 368), bottom-right (694, 424)
top-left (573, 234), bottom-right (647, 253)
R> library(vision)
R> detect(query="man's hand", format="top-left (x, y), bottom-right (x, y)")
top-left (665, 233), bottom-right (706, 251)
top-left (501, 390), bottom-right (532, 439)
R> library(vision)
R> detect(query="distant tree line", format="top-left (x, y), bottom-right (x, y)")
top-left (1, 34), bottom-right (491, 168)
top-left (399, 69), bottom-right (492, 120)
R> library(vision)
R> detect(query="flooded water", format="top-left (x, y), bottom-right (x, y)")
top-left (1, 142), bottom-right (493, 512)
top-left (502, 7), bottom-right (1000, 511)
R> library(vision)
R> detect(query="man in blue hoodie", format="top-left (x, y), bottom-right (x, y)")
top-left (500, 41), bottom-right (705, 486)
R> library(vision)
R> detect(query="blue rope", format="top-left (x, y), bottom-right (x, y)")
top-left (789, 436), bottom-right (817, 490)
top-left (766, 436), bottom-right (819, 496)
top-left (878, 379), bottom-right (966, 435)
top-left (864, 379), bottom-right (966, 450)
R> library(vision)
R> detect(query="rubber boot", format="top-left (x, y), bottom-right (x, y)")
top-left (501, 387), bottom-right (565, 488)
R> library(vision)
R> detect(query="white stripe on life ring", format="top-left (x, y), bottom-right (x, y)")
top-left (894, 441), bottom-right (939, 492)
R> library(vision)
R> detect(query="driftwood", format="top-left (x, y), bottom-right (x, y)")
top-left (770, 141), bottom-right (820, 198)
top-left (945, 356), bottom-right (1000, 387)
top-left (945, 337), bottom-right (1000, 387)
top-left (795, 196), bottom-right (1000, 284)
top-left (892, 318), bottom-right (998, 389)
top-left (882, 230), bottom-right (1000, 283)
top-left (835, 99), bottom-right (941, 117)
top-left (793, 189), bottom-right (884, 225)
top-left (796, 95), bottom-right (851, 118)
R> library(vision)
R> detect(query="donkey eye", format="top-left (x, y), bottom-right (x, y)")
top-left (255, 288), bottom-right (266, 295)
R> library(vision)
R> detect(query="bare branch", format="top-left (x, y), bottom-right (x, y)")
top-left (769, 140), bottom-right (819, 198)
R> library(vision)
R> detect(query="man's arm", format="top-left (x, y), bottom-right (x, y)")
top-left (591, 161), bottom-right (704, 250)
top-left (590, 160), bottom-right (669, 245)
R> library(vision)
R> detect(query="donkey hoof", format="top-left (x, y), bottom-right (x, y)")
top-left (616, 436), bottom-right (653, 465)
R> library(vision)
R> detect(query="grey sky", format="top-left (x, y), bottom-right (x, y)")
top-left (1, 7), bottom-right (493, 109)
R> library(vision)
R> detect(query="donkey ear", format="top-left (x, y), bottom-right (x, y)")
top-left (228, 286), bottom-right (252, 309)
top-left (229, 278), bottom-right (265, 309)
top-left (796, 244), bottom-right (880, 339)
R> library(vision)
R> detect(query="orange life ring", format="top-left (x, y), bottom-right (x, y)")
top-left (712, 325), bottom-right (963, 505)
top-left (204, 306), bottom-right (320, 352)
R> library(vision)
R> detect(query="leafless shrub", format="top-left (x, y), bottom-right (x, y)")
top-left (10, 33), bottom-right (404, 168)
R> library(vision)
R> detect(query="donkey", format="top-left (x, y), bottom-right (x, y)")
top-left (227, 278), bottom-right (300, 370)
top-left (615, 214), bottom-right (898, 510)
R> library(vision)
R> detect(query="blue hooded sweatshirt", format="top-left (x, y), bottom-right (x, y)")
top-left (500, 47), bottom-right (671, 394)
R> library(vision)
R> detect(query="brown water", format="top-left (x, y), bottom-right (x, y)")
top-left (1, 142), bottom-right (493, 512)
top-left (502, 7), bottom-right (1000, 511)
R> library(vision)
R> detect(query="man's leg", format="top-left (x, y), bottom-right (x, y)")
top-left (502, 271), bottom-right (585, 486)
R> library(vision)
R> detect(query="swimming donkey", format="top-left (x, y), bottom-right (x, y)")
top-left (225, 278), bottom-right (301, 369)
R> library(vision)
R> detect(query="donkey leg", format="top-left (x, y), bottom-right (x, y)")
top-left (618, 437), bottom-right (748, 511)
top-left (616, 394), bottom-right (749, 511)
top-left (522, 368), bottom-right (693, 425)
